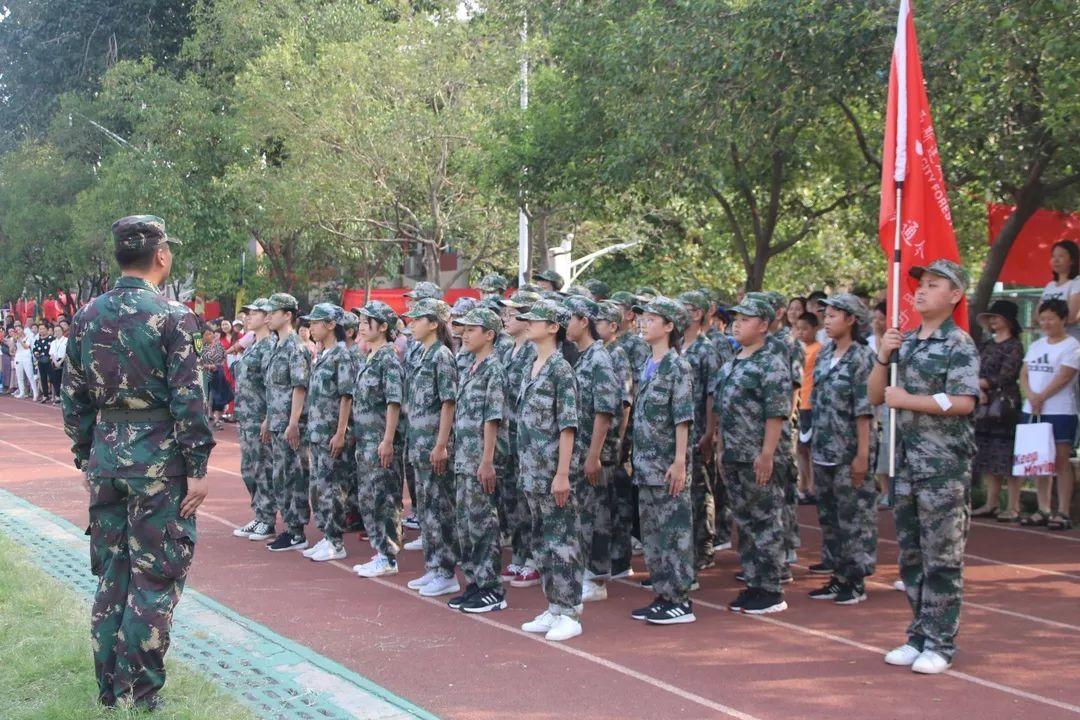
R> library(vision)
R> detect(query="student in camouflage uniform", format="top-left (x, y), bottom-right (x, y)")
top-left (447, 307), bottom-right (510, 613)
top-left (339, 312), bottom-right (366, 533)
top-left (609, 291), bottom-right (651, 381)
top-left (626, 296), bottom-right (696, 625)
top-left (532, 268), bottom-right (565, 293)
top-left (715, 295), bottom-right (791, 615)
top-left (62, 215), bottom-right (215, 710)
top-left (565, 296), bottom-right (620, 603)
top-left (582, 278), bottom-right (610, 302)
top-left (300, 304), bottom-right (356, 562)
top-left (477, 273), bottom-right (510, 301)
top-left (808, 294), bottom-right (878, 605)
top-left (232, 297), bottom-right (277, 542)
top-left (515, 299), bottom-right (584, 640)
top-left (402, 283), bottom-right (442, 538)
top-left (596, 301), bottom-right (635, 577)
top-left (262, 293), bottom-right (312, 552)
top-left (677, 291), bottom-right (720, 572)
top-left (870, 259), bottom-right (979, 674)
top-left (497, 289), bottom-right (541, 587)
top-left (450, 297), bottom-right (478, 371)
top-left (401, 298), bottom-right (461, 598)
top-left (351, 301), bottom-right (406, 578)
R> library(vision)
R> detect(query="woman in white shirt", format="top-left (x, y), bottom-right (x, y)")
top-left (1019, 298), bottom-right (1078, 530)
top-left (47, 325), bottom-right (67, 404)
top-left (1041, 240), bottom-right (1080, 342)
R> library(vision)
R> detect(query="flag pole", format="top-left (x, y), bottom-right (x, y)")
top-left (888, 181), bottom-right (903, 480)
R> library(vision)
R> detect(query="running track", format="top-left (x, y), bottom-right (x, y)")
top-left (1, 396), bottom-right (1078, 720)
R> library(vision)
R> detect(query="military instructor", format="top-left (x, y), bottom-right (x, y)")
top-left (61, 215), bottom-right (216, 711)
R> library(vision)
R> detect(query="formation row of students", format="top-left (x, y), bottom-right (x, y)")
top-left (225, 259), bottom-right (978, 673)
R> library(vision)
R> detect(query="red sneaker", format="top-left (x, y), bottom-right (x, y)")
top-left (510, 567), bottom-right (541, 588)
top-left (500, 564), bottom-right (523, 582)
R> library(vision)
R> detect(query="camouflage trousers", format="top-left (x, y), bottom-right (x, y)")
top-left (309, 441), bottom-right (345, 537)
top-left (724, 461), bottom-right (786, 593)
top-left (894, 472), bottom-right (970, 661)
top-left (342, 439), bottom-right (363, 528)
top-left (609, 466), bottom-right (636, 573)
top-left (780, 455), bottom-right (801, 555)
top-left (691, 451), bottom-right (716, 568)
top-left (638, 483), bottom-right (695, 604)
top-left (238, 425), bottom-right (275, 526)
top-left (502, 448), bottom-right (534, 568)
top-left (814, 463), bottom-right (878, 583)
top-left (414, 464), bottom-right (458, 576)
top-left (455, 467), bottom-right (501, 590)
top-left (525, 488), bottom-right (584, 617)
top-left (357, 450), bottom-right (402, 559)
top-left (88, 475), bottom-right (193, 707)
top-left (578, 466), bottom-right (614, 579)
top-left (712, 461), bottom-right (733, 545)
top-left (270, 433), bottom-right (310, 535)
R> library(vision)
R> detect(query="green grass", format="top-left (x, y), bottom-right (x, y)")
top-left (0, 534), bottom-right (256, 720)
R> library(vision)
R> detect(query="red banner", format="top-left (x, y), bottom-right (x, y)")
top-left (989, 203), bottom-right (1080, 287)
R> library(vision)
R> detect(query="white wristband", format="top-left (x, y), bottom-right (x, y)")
top-left (933, 392), bottom-right (952, 412)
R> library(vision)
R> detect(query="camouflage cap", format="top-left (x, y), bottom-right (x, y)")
top-left (340, 311), bottom-right (360, 330)
top-left (451, 307), bottom-right (503, 332)
top-left (744, 292), bottom-right (779, 318)
top-left (565, 284), bottom-right (595, 300)
top-left (355, 300), bottom-right (398, 328)
top-left (517, 298), bottom-right (570, 327)
top-left (597, 300), bottom-right (624, 324)
top-left (242, 297), bottom-right (273, 313)
top-left (635, 286), bottom-right (660, 303)
top-left (910, 258), bottom-right (970, 292)
top-left (632, 295), bottom-right (689, 332)
top-left (763, 290), bottom-right (787, 311)
top-left (477, 273), bottom-right (510, 293)
top-left (266, 293), bottom-right (299, 312)
top-left (677, 290), bottom-right (710, 311)
top-left (111, 215), bottom-right (179, 253)
top-left (478, 297), bottom-right (505, 313)
top-left (450, 296), bottom-right (478, 317)
top-left (820, 293), bottom-right (869, 324)
top-left (300, 303), bottom-right (345, 324)
top-left (501, 289), bottom-right (542, 309)
top-left (518, 282), bottom-right (543, 293)
top-left (730, 296), bottom-right (775, 319)
top-left (609, 291), bottom-right (637, 309)
top-left (540, 290), bottom-right (568, 302)
top-left (582, 278), bottom-right (611, 299)
top-left (564, 294), bottom-right (600, 320)
top-left (404, 281), bottom-right (443, 300)
top-left (531, 268), bottom-right (565, 291)
top-left (402, 297), bottom-right (451, 323)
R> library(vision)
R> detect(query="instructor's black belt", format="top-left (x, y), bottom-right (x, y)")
top-left (98, 407), bottom-right (172, 423)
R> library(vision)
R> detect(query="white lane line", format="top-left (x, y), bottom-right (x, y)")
top-left (971, 519), bottom-right (1080, 544)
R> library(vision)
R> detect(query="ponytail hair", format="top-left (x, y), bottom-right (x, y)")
top-left (333, 324), bottom-right (346, 343)
top-left (435, 317), bottom-right (454, 349)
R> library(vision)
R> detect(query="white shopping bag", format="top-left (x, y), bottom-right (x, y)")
top-left (1012, 420), bottom-right (1056, 477)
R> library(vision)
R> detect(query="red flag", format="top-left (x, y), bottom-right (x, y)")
top-left (879, 0), bottom-right (967, 331)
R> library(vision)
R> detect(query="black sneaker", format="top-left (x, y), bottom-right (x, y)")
top-left (631, 596), bottom-right (665, 620)
top-left (742, 589), bottom-right (787, 615)
top-left (403, 514), bottom-right (421, 530)
top-left (808, 562), bottom-right (834, 575)
top-left (640, 577), bottom-right (653, 589)
top-left (809, 578), bottom-right (844, 600)
top-left (447, 583), bottom-right (479, 610)
top-left (779, 569), bottom-right (793, 585)
top-left (728, 588), bottom-right (752, 613)
top-left (461, 587), bottom-right (507, 613)
top-left (267, 531), bottom-right (307, 552)
top-left (834, 581), bottom-right (867, 606)
top-left (645, 599), bottom-right (696, 625)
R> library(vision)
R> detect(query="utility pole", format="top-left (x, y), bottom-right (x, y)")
top-left (517, 11), bottom-right (530, 286)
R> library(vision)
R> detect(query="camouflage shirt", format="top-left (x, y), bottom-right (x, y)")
top-left (263, 332), bottom-right (312, 432)
top-left (682, 332), bottom-right (718, 443)
top-left (615, 331), bottom-right (651, 385)
top-left (405, 341), bottom-right (458, 467)
top-left (352, 343), bottom-right (404, 453)
top-left (455, 347), bottom-right (474, 376)
top-left (233, 335), bottom-right (273, 428)
top-left (61, 276), bottom-right (215, 479)
top-left (707, 328), bottom-right (736, 366)
top-left (572, 341), bottom-right (621, 465)
top-left (714, 343), bottom-right (792, 464)
top-left (894, 318), bottom-right (980, 480)
top-left (494, 331), bottom-right (516, 369)
top-left (304, 342), bottom-right (357, 445)
top-left (454, 353), bottom-right (509, 476)
top-left (631, 349), bottom-right (694, 486)
top-left (810, 341), bottom-right (876, 465)
top-left (504, 341), bottom-right (538, 451)
top-left (517, 351), bottom-right (579, 492)
top-left (766, 331), bottom-right (798, 455)
top-left (604, 342), bottom-right (632, 463)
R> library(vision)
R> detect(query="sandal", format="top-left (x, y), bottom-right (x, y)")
top-left (996, 510), bottom-right (1020, 523)
top-left (972, 506), bottom-right (1000, 518)
top-left (1021, 511), bottom-right (1050, 527)
top-left (1047, 513), bottom-right (1073, 531)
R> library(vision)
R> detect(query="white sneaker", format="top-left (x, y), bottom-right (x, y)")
top-left (545, 615), bottom-right (582, 642)
top-left (713, 541), bottom-right (732, 552)
top-left (303, 537), bottom-right (329, 558)
top-left (884, 644), bottom-right (923, 666)
top-left (247, 522), bottom-right (275, 541)
top-left (403, 537), bottom-right (424, 551)
top-left (581, 580), bottom-right (607, 603)
top-left (785, 549), bottom-right (798, 564)
top-left (521, 610), bottom-right (557, 634)
top-left (408, 570), bottom-right (438, 590)
top-left (611, 567), bottom-right (634, 579)
top-left (631, 538), bottom-right (644, 556)
top-left (419, 575), bottom-right (461, 597)
top-left (233, 519), bottom-right (259, 538)
top-left (911, 650), bottom-right (952, 675)
top-left (356, 555), bottom-right (398, 578)
top-left (311, 542), bottom-right (347, 562)
top-left (893, 579), bottom-right (906, 592)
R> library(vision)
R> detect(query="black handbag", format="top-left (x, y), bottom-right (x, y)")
top-left (975, 387), bottom-right (1018, 427)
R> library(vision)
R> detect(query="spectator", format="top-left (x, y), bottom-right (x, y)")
top-left (0, 326), bottom-right (12, 395)
top-left (807, 290), bottom-right (828, 344)
top-left (1041, 240), bottom-right (1080, 341)
top-left (971, 301), bottom-right (1024, 522)
top-left (33, 322), bottom-right (53, 402)
top-left (785, 296), bottom-right (807, 330)
top-left (1019, 299), bottom-right (1078, 530)
top-left (298, 324), bottom-right (318, 358)
top-left (13, 323), bottom-right (38, 400)
top-left (868, 300), bottom-right (887, 355)
top-left (200, 327), bottom-right (228, 429)
top-left (795, 312), bottom-right (821, 504)
top-left (48, 324), bottom-right (67, 404)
